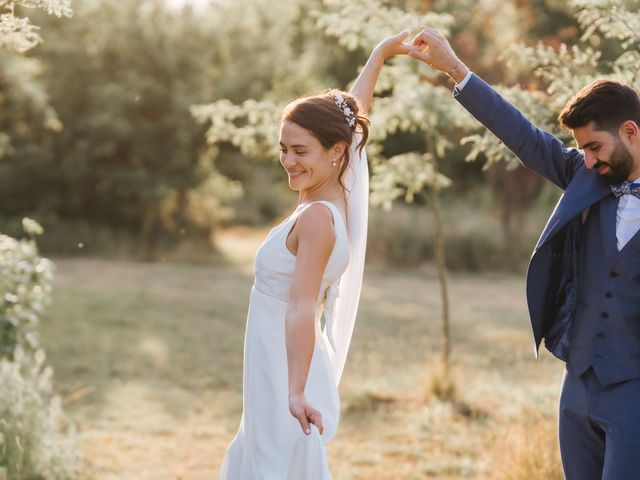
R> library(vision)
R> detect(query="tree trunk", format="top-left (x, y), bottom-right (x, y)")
top-left (140, 204), bottom-right (164, 260)
top-left (428, 187), bottom-right (451, 381)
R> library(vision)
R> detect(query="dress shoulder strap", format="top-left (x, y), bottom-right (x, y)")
top-left (302, 200), bottom-right (346, 232)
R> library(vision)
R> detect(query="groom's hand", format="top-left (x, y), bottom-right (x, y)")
top-left (408, 26), bottom-right (469, 84)
top-left (289, 393), bottom-right (324, 436)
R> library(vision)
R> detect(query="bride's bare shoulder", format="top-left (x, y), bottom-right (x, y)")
top-left (297, 202), bottom-right (337, 233)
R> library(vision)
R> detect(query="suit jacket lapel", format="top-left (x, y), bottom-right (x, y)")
top-left (599, 195), bottom-right (619, 256)
top-left (535, 166), bottom-right (612, 250)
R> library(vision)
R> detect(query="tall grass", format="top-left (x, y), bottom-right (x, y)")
top-left (485, 410), bottom-right (563, 480)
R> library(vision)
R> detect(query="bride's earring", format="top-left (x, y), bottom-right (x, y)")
top-left (331, 159), bottom-right (338, 167)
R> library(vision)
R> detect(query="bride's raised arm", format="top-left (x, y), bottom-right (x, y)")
top-left (350, 29), bottom-right (417, 114)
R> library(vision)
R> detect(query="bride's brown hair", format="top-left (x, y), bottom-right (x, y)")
top-left (281, 89), bottom-right (369, 192)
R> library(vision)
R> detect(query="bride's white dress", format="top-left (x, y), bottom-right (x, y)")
top-left (220, 200), bottom-right (350, 480)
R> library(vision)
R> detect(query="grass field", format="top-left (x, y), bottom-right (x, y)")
top-left (39, 228), bottom-right (564, 479)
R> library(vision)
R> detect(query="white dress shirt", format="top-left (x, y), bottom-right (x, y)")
top-left (616, 178), bottom-right (640, 250)
top-left (455, 72), bottom-right (640, 251)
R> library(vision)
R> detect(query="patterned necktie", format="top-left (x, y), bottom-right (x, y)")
top-left (611, 181), bottom-right (640, 199)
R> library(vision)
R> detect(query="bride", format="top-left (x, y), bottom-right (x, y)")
top-left (219, 30), bottom-right (417, 479)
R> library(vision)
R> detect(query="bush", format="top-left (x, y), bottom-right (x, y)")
top-left (366, 199), bottom-right (541, 272)
top-left (0, 219), bottom-right (80, 479)
top-left (0, 348), bottom-right (79, 480)
top-left (0, 220), bottom-right (54, 359)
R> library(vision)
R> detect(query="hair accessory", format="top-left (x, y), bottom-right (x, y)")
top-left (332, 93), bottom-right (357, 130)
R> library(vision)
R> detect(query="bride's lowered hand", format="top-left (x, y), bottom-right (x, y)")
top-left (289, 392), bottom-right (325, 436)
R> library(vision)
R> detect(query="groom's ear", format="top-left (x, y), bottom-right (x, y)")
top-left (620, 120), bottom-right (639, 143)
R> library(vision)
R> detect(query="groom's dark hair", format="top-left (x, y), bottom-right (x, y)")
top-left (559, 80), bottom-right (640, 133)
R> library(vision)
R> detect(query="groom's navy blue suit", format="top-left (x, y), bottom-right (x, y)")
top-left (455, 74), bottom-right (640, 480)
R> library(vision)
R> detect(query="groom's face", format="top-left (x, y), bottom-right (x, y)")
top-left (573, 121), bottom-right (636, 185)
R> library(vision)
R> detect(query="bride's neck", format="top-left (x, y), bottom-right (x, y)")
top-left (298, 184), bottom-right (343, 205)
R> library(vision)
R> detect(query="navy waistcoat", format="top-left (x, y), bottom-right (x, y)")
top-left (567, 194), bottom-right (640, 386)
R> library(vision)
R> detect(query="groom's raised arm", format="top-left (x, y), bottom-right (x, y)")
top-left (409, 27), bottom-right (583, 190)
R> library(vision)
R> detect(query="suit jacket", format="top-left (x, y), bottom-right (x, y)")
top-left (454, 73), bottom-right (612, 360)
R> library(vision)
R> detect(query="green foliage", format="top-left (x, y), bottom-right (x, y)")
top-left (191, 99), bottom-right (282, 161)
top-left (574, 0), bottom-right (640, 48)
top-left (2, 0), bottom-right (628, 267)
top-left (370, 153), bottom-right (451, 210)
top-left (1, 7), bottom-right (78, 453)
top-left (0, 0), bottom-right (71, 161)
top-left (3, 0), bottom-right (373, 251)
top-left (366, 201), bottom-right (541, 271)
top-left (0, 219), bottom-right (53, 360)
top-left (463, 0), bottom-right (640, 165)
top-left (0, 347), bottom-right (79, 480)
top-left (317, 0), bottom-right (452, 54)
top-left (196, 0), bottom-right (465, 210)
top-left (1, 0), bottom-right (247, 254)
top-left (0, 0), bottom-right (72, 53)
top-left (0, 222), bottom-right (79, 479)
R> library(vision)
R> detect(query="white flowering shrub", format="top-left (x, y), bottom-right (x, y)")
top-left (0, 348), bottom-right (79, 479)
top-left (0, 219), bottom-right (54, 360)
top-left (0, 220), bottom-right (79, 479)
top-left (0, 0), bottom-right (73, 53)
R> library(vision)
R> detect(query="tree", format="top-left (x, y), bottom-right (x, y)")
top-left (2, 0), bottom-right (368, 254)
top-left (463, 0), bottom-right (640, 166)
top-left (0, 0), bottom-right (72, 160)
top-left (1, 0), bottom-right (244, 255)
top-left (319, 0), bottom-right (475, 398)
top-left (1, 5), bottom-right (78, 477)
top-left (0, 0), bottom-right (72, 53)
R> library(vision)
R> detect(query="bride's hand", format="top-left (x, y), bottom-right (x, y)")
top-left (373, 29), bottom-right (419, 60)
top-left (289, 393), bottom-right (324, 435)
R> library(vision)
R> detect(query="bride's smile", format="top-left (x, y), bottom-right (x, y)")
top-left (279, 120), bottom-right (341, 194)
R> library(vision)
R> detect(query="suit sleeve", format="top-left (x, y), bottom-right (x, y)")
top-left (454, 73), bottom-right (583, 190)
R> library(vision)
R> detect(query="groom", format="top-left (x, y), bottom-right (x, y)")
top-left (408, 27), bottom-right (640, 479)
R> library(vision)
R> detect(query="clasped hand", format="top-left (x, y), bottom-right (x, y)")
top-left (374, 26), bottom-right (467, 82)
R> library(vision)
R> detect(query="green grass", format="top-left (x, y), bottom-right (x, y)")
top-left (38, 231), bottom-right (564, 479)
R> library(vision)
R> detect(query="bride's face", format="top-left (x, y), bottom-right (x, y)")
top-left (279, 121), bottom-right (338, 192)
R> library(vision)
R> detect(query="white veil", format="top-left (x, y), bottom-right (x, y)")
top-left (323, 133), bottom-right (369, 386)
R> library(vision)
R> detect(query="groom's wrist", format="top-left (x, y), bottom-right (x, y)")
top-left (447, 60), bottom-right (469, 84)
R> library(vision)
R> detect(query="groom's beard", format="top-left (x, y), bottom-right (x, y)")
top-left (595, 139), bottom-right (635, 185)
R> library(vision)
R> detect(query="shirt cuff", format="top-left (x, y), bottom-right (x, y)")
top-left (455, 70), bottom-right (473, 91)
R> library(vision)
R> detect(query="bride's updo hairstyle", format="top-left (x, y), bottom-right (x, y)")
top-left (281, 89), bottom-right (369, 191)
